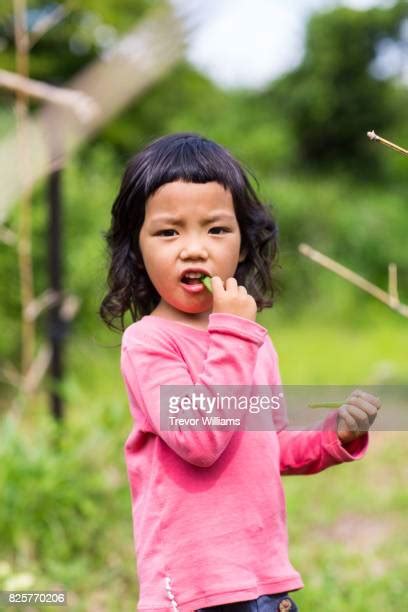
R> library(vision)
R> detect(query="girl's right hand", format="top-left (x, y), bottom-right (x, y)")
top-left (210, 276), bottom-right (257, 322)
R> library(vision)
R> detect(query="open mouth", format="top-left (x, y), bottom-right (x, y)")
top-left (181, 275), bottom-right (204, 286)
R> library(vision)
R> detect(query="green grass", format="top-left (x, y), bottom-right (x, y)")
top-left (284, 430), bottom-right (408, 610)
top-left (258, 301), bottom-right (408, 385)
top-left (1, 311), bottom-right (407, 610)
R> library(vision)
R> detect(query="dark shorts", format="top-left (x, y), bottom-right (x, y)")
top-left (196, 592), bottom-right (299, 612)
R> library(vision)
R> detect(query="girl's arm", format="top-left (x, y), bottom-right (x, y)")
top-left (265, 339), bottom-right (370, 475)
top-left (121, 314), bottom-right (267, 468)
top-left (277, 413), bottom-right (369, 476)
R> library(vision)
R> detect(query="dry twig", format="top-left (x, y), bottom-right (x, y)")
top-left (24, 289), bottom-right (62, 322)
top-left (21, 343), bottom-right (52, 394)
top-left (0, 69), bottom-right (100, 123)
top-left (13, 0), bottom-right (35, 378)
top-left (29, 3), bottom-right (69, 49)
top-left (24, 289), bottom-right (81, 322)
top-left (299, 243), bottom-right (408, 318)
top-left (367, 130), bottom-right (408, 157)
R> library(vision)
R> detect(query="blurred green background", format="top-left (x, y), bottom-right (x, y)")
top-left (0, 0), bottom-right (407, 610)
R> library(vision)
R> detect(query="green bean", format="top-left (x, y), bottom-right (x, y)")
top-left (201, 275), bottom-right (213, 293)
top-left (308, 401), bottom-right (343, 409)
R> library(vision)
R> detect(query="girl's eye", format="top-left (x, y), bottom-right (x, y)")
top-left (156, 229), bottom-right (177, 237)
top-left (156, 227), bottom-right (230, 237)
top-left (209, 227), bottom-right (230, 234)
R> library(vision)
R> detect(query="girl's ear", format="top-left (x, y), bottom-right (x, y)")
top-left (238, 246), bottom-right (247, 263)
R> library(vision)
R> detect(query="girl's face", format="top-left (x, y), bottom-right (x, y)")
top-left (139, 180), bottom-right (246, 323)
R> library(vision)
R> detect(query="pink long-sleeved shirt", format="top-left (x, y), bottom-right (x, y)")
top-left (120, 313), bottom-right (369, 611)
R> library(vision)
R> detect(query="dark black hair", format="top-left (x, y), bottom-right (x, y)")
top-left (99, 132), bottom-right (280, 332)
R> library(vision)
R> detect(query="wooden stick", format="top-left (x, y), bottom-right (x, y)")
top-left (0, 361), bottom-right (21, 387)
top-left (29, 4), bottom-right (69, 49)
top-left (24, 289), bottom-right (62, 322)
top-left (0, 69), bottom-right (99, 123)
top-left (59, 294), bottom-right (81, 322)
top-left (298, 243), bottom-right (408, 318)
top-left (388, 263), bottom-right (399, 308)
top-left (367, 130), bottom-right (408, 157)
top-left (13, 0), bottom-right (35, 379)
top-left (21, 343), bottom-right (52, 394)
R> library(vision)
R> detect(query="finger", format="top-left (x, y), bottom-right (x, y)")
top-left (225, 277), bottom-right (238, 293)
top-left (351, 389), bottom-right (381, 409)
top-left (337, 405), bottom-right (359, 431)
top-left (365, 392), bottom-right (381, 409)
top-left (343, 404), bottom-right (371, 431)
top-left (211, 276), bottom-right (225, 292)
top-left (337, 414), bottom-right (358, 433)
top-left (346, 397), bottom-right (378, 420)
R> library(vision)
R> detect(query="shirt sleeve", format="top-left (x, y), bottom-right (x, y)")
top-left (278, 411), bottom-right (369, 476)
top-left (265, 337), bottom-right (370, 475)
top-left (121, 313), bottom-right (268, 468)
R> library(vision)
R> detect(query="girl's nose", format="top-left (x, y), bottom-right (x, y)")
top-left (180, 246), bottom-right (208, 259)
top-left (180, 238), bottom-right (209, 259)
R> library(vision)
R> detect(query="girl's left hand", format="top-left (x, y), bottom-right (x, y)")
top-left (336, 389), bottom-right (381, 444)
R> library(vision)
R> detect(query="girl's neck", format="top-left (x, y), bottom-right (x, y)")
top-left (149, 304), bottom-right (210, 331)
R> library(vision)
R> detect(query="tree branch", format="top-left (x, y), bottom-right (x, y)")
top-left (298, 243), bottom-right (408, 318)
top-left (0, 69), bottom-right (100, 123)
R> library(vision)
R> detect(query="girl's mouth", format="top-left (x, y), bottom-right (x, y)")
top-left (180, 275), bottom-right (206, 293)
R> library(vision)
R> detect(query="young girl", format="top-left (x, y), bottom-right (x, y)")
top-left (99, 133), bottom-right (381, 612)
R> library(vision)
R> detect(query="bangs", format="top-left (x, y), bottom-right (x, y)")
top-left (143, 133), bottom-right (244, 198)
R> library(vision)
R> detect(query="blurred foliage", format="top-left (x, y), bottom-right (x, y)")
top-left (0, 398), bottom-right (137, 608)
top-left (0, 0), bottom-right (407, 353)
top-left (268, 0), bottom-right (408, 169)
top-left (0, 0), bottom-right (164, 82)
